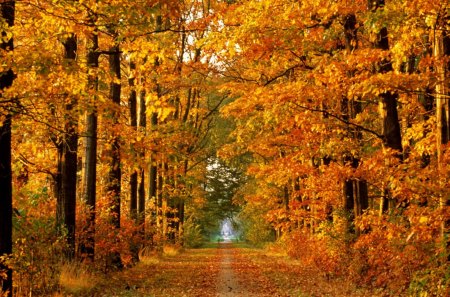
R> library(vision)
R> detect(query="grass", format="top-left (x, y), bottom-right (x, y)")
top-left (199, 240), bottom-right (255, 249)
top-left (162, 244), bottom-right (182, 256)
top-left (59, 262), bottom-right (97, 294)
top-left (138, 247), bottom-right (160, 265)
top-left (199, 241), bottom-right (220, 248)
top-left (230, 241), bottom-right (255, 248)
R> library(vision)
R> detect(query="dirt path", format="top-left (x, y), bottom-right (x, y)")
top-left (82, 243), bottom-right (370, 297)
top-left (216, 243), bottom-right (241, 296)
top-left (216, 243), bottom-right (284, 297)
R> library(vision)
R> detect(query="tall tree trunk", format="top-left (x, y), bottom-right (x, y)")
top-left (162, 162), bottom-right (168, 238)
top-left (105, 37), bottom-right (123, 269)
top-left (0, 1), bottom-right (15, 295)
top-left (127, 60), bottom-right (139, 260)
top-left (129, 61), bottom-right (138, 222)
top-left (138, 88), bottom-right (146, 225)
top-left (341, 14), bottom-right (369, 236)
top-left (369, 0), bottom-right (403, 215)
top-left (149, 113), bottom-right (158, 231)
top-left (167, 163), bottom-right (176, 242)
top-left (0, 117), bottom-right (12, 297)
top-left (56, 33), bottom-right (78, 260)
top-left (107, 40), bottom-right (122, 230)
top-left (148, 59), bottom-right (159, 233)
top-left (433, 19), bottom-right (450, 241)
top-left (81, 10), bottom-right (99, 262)
top-left (157, 159), bottom-right (164, 236)
top-left (370, 3), bottom-right (403, 151)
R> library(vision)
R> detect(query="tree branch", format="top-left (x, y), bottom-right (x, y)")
top-left (290, 102), bottom-right (384, 139)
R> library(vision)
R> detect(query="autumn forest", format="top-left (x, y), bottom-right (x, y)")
top-left (0, 0), bottom-right (449, 296)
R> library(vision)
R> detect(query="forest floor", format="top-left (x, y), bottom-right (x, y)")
top-left (70, 242), bottom-right (373, 297)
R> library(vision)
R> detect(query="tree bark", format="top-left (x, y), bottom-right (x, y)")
top-left (0, 116), bottom-right (12, 297)
top-left (340, 14), bottom-right (369, 235)
top-left (370, 2), bottom-right (402, 154)
top-left (149, 140), bottom-right (158, 226)
top-left (149, 49), bottom-right (161, 231)
top-left (129, 61), bottom-right (138, 222)
top-left (56, 33), bottom-right (78, 260)
top-left (105, 36), bottom-right (123, 269)
top-left (369, 0), bottom-right (403, 215)
top-left (138, 88), bottom-right (146, 225)
top-left (107, 41), bottom-right (121, 230)
top-left (127, 61), bottom-right (139, 260)
top-left (148, 98), bottom-right (158, 230)
top-left (433, 18), bottom-right (450, 242)
top-left (0, 1), bottom-right (15, 295)
top-left (81, 10), bottom-right (99, 262)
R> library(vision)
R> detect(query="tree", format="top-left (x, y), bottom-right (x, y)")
top-left (432, 4), bottom-right (450, 242)
top-left (81, 4), bottom-right (99, 262)
top-left (206, 1), bottom-right (447, 291)
top-left (184, 156), bottom-right (244, 241)
top-left (341, 13), bottom-right (368, 236)
top-left (56, 32), bottom-right (78, 260)
top-left (1, 0), bottom-right (448, 293)
top-left (369, 0), bottom-right (403, 214)
top-left (128, 60), bottom-right (138, 222)
top-left (137, 71), bottom-right (146, 227)
top-left (104, 27), bottom-right (123, 268)
top-left (0, 1), bottom-right (15, 295)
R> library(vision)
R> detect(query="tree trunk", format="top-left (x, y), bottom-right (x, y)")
top-left (148, 109), bottom-right (158, 231)
top-left (149, 50), bottom-right (161, 232)
top-left (149, 139), bottom-right (158, 226)
top-left (369, 0), bottom-right (403, 215)
top-left (56, 33), bottom-right (78, 260)
top-left (0, 1), bottom-right (15, 295)
top-left (107, 42), bottom-right (122, 230)
top-left (433, 20), bottom-right (450, 241)
top-left (340, 14), bottom-right (369, 235)
top-left (371, 4), bottom-right (402, 154)
top-left (81, 12), bottom-right (99, 262)
top-left (0, 116), bottom-right (12, 297)
top-left (138, 88), bottom-right (146, 225)
top-left (380, 93), bottom-right (402, 152)
top-left (162, 162), bottom-right (169, 238)
top-left (157, 160), bottom-right (164, 235)
top-left (127, 64), bottom-right (139, 260)
top-left (129, 61), bottom-right (138, 222)
top-left (105, 36), bottom-right (123, 269)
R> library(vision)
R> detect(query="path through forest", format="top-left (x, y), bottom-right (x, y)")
top-left (216, 242), bottom-right (280, 296)
top-left (216, 243), bottom-right (241, 296)
top-left (88, 243), bottom-right (371, 297)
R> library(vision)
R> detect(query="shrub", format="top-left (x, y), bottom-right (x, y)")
top-left (238, 208), bottom-right (275, 247)
top-left (12, 187), bottom-right (65, 296)
top-left (183, 218), bottom-right (205, 248)
top-left (285, 229), bottom-right (346, 277)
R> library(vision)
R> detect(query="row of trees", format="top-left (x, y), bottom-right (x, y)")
top-left (0, 0), bottom-right (235, 295)
top-left (207, 0), bottom-right (449, 293)
top-left (1, 0), bottom-right (449, 295)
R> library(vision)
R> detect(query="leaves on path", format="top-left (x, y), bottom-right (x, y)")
top-left (84, 243), bottom-right (374, 297)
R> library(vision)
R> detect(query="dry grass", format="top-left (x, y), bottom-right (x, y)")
top-left (59, 263), bottom-right (97, 294)
top-left (162, 244), bottom-right (182, 257)
top-left (138, 246), bottom-right (160, 265)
